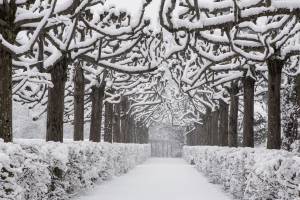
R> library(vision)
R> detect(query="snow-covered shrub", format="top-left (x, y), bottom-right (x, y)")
top-left (0, 141), bottom-right (150, 200)
top-left (183, 146), bottom-right (300, 200)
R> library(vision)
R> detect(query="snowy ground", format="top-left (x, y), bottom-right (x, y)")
top-left (75, 158), bottom-right (232, 200)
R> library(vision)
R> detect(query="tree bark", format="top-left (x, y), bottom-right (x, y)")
top-left (219, 100), bottom-right (229, 146)
top-left (194, 123), bottom-right (201, 145)
top-left (120, 96), bottom-right (129, 143)
top-left (89, 83), bottom-right (105, 142)
top-left (201, 118), bottom-right (208, 145)
top-left (295, 74), bottom-right (300, 141)
top-left (126, 116), bottom-right (133, 143)
top-left (73, 65), bottom-right (85, 141)
top-left (143, 126), bottom-right (149, 144)
top-left (0, 3), bottom-right (17, 142)
top-left (126, 114), bottom-right (136, 143)
top-left (46, 59), bottom-right (67, 142)
top-left (296, 74), bottom-right (300, 107)
top-left (205, 108), bottom-right (212, 145)
top-left (186, 126), bottom-right (191, 145)
top-left (136, 122), bottom-right (144, 144)
top-left (198, 124), bottom-right (204, 145)
top-left (136, 124), bottom-right (141, 144)
top-left (228, 83), bottom-right (239, 147)
top-left (243, 76), bottom-right (255, 147)
top-left (211, 110), bottom-right (219, 146)
top-left (266, 59), bottom-right (284, 149)
top-left (0, 46), bottom-right (13, 143)
top-left (104, 101), bottom-right (113, 143)
top-left (112, 103), bottom-right (121, 143)
top-left (191, 131), bottom-right (195, 146)
top-left (132, 120), bottom-right (137, 143)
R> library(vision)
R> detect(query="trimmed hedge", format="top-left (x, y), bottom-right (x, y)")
top-left (184, 146), bottom-right (300, 200)
top-left (0, 141), bottom-right (150, 200)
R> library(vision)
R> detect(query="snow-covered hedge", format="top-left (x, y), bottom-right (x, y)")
top-left (0, 141), bottom-right (150, 200)
top-left (183, 146), bottom-right (300, 200)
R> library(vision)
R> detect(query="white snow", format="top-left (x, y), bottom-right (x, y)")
top-left (75, 158), bottom-right (232, 200)
top-left (184, 146), bottom-right (300, 200)
top-left (106, 0), bottom-right (161, 32)
top-left (0, 141), bottom-right (150, 199)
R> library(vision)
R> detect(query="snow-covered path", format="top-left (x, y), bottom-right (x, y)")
top-left (75, 158), bottom-right (232, 200)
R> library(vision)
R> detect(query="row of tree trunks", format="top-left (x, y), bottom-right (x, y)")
top-left (186, 80), bottom-right (256, 148)
top-left (187, 122), bottom-right (212, 146)
top-left (186, 84), bottom-right (237, 147)
top-left (69, 59), bottom-right (287, 149)
top-left (187, 58), bottom-right (287, 150)
top-left (110, 96), bottom-right (149, 144)
top-left (73, 86), bottom-right (149, 144)
top-left (187, 103), bottom-right (228, 147)
top-left (0, 2), bottom-right (17, 142)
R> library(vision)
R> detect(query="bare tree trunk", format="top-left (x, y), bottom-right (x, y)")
top-left (243, 76), bottom-right (255, 147)
top-left (136, 124), bottom-right (141, 144)
top-left (198, 124), bottom-right (204, 145)
top-left (296, 74), bottom-right (300, 141)
top-left (190, 131), bottom-right (195, 146)
top-left (132, 120), bottom-right (137, 143)
top-left (296, 74), bottom-right (300, 107)
top-left (104, 101), bottom-right (113, 143)
top-left (0, 3), bottom-right (17, 142)
top-left (201, 118), bottom-right (208, 145)
top-left (211, 110), bottom-right (219, 146)
top-left (120, 97), bottom-right (129, 143)
top-left (73, 65), bottom-right (84, 141)
top-left (205, 108), bottom-right (212, 145)
top-left (129, 117), bottom-right (135, 143)
top-left (136, 122), bottom-right (144, 144)
top-left (194, 123), bottom-right (201, 145)
top-left (219, 100), bottom-right (229, 146)
top-left (228, 82), bottom-right (239, 147)
top-left (0, 47), bottom-right (13, 143)
top-left (140, 126), bottom-right (145, 144)
top-left (195, 129), bottom-right (199, 146)
top-left (267, 59), bottom-right (284, 149)
top-left (125, 116), bottom-right (132, 143)
top-left (46, 59), bottom-right (67, 142)
top-left (143, 126), bottom-right (149, 144)
top-left (126, 115), bottom-right (136, 143)
top-left (186, 126), bottom-right (191, 145)
top-left (112, 103), bottom-right (121, 143)
top-left (201, 110), bottom-right (211, 145)
top-left (89, 83), bottom-right (105, 142)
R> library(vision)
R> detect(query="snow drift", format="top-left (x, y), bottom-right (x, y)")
top-left (0, 141), bottom-right (150, 200)
top-left (183, 146), bottom-right (300, 200)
